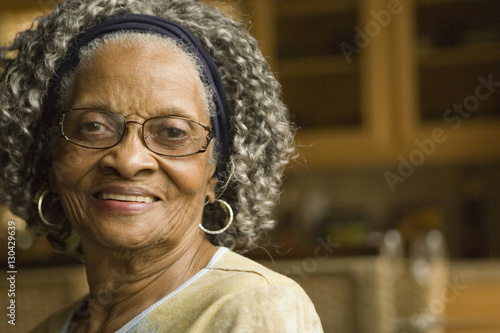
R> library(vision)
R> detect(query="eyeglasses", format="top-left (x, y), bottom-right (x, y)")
top-left (60, 108), bottom-right (214, 157)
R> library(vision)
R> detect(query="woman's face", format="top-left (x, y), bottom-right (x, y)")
top-left (50, 40), bottom-right (217, 250)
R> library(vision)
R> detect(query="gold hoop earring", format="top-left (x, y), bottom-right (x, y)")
top-left (36, 189), bottom-right (64, 227)
top-left (199, 199), bottom-right (233, 235)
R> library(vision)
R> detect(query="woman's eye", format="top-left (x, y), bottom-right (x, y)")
top-left (79, 121), bottom-right (107, 133)
top-left (146, 118), bottom-right (200, 151)
top-left (72, 112), bottom-right (118, 140)
top-left (153, 118), bottom-right (192, 140)
top-left (76, 120), bottom-right (114, 135)
top-left (161, 126), bottom-right (188, 139)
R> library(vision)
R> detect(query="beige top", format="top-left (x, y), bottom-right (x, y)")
top-left (31, 248), bottom-right (323, 332)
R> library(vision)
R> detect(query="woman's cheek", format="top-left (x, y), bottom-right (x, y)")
top-left (52, 143), bottom-right (89, 178)
top-left (56, 186), bottom-right (91, 234)
top-left (160, 155), bottom-right (214, 195)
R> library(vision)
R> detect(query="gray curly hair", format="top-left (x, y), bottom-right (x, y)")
top-left (0, 0), bottom-right (295, 254)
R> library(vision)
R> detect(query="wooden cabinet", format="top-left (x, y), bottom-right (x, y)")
top-left (248, 0), bottom-right (394, 169)
top-left (395, 0), bottom-right (500, 166)
top-left (247, 0), bottom-right (500, 170)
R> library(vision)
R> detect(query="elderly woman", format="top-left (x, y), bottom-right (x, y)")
top-left (0, 0), bottom-right (322, 332)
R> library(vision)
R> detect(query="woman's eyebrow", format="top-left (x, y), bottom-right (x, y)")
top-left (68, 104), bottom-right (186, 116)
top-left (155, 106), bottom-right (201, 119)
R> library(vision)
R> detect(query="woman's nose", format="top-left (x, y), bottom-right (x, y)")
top-left (98, 124), bottom-right (158, 178)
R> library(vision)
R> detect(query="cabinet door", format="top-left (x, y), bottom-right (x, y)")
top-left (394, 0), bottom-right (500, 163)
top-left (250, 0), bottom-right (394, 169)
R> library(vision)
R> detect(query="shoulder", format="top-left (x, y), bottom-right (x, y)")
top-left (210, 249), bottom-right (299, 286)
top-left (207, 249), bottom-right (309, 299)
top-left (202, 250), bottom-right (323, 332)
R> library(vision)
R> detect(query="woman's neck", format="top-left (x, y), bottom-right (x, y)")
top-left (74, 235), bottom-right (217, 333)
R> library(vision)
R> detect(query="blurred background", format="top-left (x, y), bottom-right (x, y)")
top-left (0, 0), bottom-right (499, 332)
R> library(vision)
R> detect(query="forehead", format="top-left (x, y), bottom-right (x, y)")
top-left (67, 37), bottom-right (209, 121)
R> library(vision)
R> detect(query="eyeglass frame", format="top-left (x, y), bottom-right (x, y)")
top-left (59, 108), bottom-right (215, 157)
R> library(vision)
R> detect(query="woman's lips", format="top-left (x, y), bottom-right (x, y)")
top-left (97, 192), bottom-right (157, 203)
top-left (91, 187), bottom-right (160, 214)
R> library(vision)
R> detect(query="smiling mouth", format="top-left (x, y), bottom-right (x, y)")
top-left (96, 193), bottom-right (158, 203)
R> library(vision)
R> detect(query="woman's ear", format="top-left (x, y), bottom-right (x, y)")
top-left (205, 176), bottom-right (218, 203)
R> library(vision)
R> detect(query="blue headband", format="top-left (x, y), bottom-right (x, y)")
top-left (48, 14), bottom-right (231, 188)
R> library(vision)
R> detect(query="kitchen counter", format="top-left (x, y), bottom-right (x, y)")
top-left (445, 259), bottom-right (500, 333)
